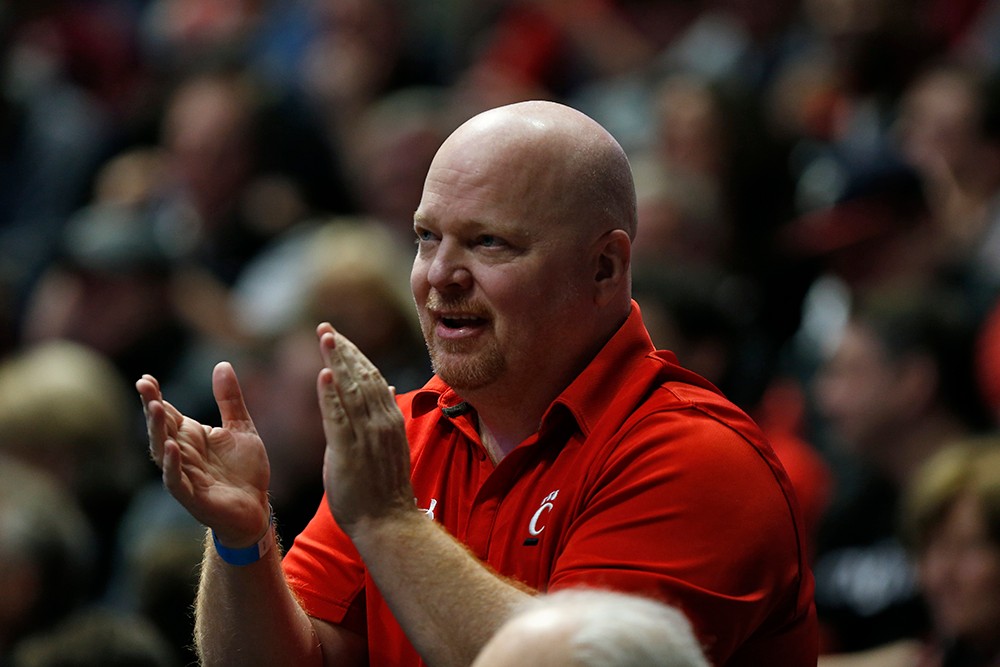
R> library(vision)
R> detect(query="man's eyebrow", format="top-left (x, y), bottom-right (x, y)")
top-left (413, 214), bottom-right (487, 231)
top-left (413, 215), bottom-right (529, 242)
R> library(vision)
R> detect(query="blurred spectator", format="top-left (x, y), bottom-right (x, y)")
top-left (0, 341), bottom-right (145, 595)
top-left (0, 3), bottom-right (119, 333)
top-left (779, 162), bottom-right (941, 296)
top-left (650, 72), bottom-right (793, 265)
top-left (157, 68), bottom-right (270, 283)
top-left (471, 588), bottom-right (710, 667)
top-left (647, 71), bottom-right (801, 349)
top-left (237, 325), bottom-right (329, 546)
top-left (653, 74), bottom-right (732, 191)
top-left (797, 0), bottom-right (937, 162)
top-left (900, 438), bottom-right (1000, 667)
top-left (232, 217), bottom-right (427, 387)
top-left (894, 63), bottom-right (997, 253)
top-left (15, 159), bottom-right (213, 419)
top-left (9, 608), bottom-right (177, 667)
top-left (633, 264), bottom-right (757, 405)
top-left (633, 264), bottom-right (834, 558)
top-left (297, 0), bottom-right (446, 185)
top-left (148, 65), bottom-right (357, 350)
top-left (20, 198), bottom-right (196, 382)
top-left (810, 284), bottom-right (993, 653)
top-left (295, 220), bottom-right (427, 389)
top-left (103, 481), bottom-right (204, 667)
top-left (0, 455), bottom-right (96, 657)
top-left (893, 61), bottom-right (1000, 308)
top-left (456, 0), bottom-right (662, 111)
top-left (822, 436), bottom-right (1000, 666)
top-left (344, 86), bottom-right (453, 241)
top-left (629, 152), bottom-right (730, 271)
top-left (233, 217), bottom-right (430, 541)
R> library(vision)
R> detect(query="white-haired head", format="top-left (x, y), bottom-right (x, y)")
top-left (472, 588), bottom-right (710, 667)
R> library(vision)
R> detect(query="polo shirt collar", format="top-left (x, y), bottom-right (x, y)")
top-left (545, 300), bottom-right (662, 438)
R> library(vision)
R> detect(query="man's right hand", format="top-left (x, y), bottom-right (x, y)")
top-left (137, 362), bottom-right (272, 548)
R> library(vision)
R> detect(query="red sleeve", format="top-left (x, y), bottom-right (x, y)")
top-left (281, 499), bottom-right (366, 630)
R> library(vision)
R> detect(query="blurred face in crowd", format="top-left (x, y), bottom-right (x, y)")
top-left (896, 68), bottom-right (980, 179)
top-left (815, 320), bottom-right (905, 457)
top-left (917, 493), bottom-right (1000, 648)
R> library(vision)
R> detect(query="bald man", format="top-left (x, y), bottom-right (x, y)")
top-left (138, 101), bottom-right (817, 667)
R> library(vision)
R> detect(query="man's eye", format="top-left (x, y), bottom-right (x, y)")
top-left (415, 228), bottom-right (436, 243)
top-left (478, 235), bottom-right (503, 247)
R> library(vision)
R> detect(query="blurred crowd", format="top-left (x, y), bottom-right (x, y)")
top-left (2, 0), bottom-right (1000, 665)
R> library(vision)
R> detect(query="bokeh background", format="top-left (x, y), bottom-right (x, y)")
top-left (3, 1), bottom-right (1000, 665)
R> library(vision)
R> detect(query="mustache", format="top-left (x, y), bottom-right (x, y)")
top-left (424, 292), bottom-right (492, 318)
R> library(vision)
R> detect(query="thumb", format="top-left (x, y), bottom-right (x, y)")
top-left (212, 361), bottom-right (254, 429)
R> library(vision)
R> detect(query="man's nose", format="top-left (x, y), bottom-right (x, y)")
top-left (426, 240), bottom-right (472, 290)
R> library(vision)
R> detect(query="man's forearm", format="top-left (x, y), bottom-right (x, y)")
top-left (193, 530), bottom-right (325, 667)
top-left (348, 511), bottom-right (535, 667)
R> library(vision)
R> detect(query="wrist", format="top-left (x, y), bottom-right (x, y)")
top-left (211, 508), bottom-right (275, 566)
top-left (346, 506), bottom-right (426, 548)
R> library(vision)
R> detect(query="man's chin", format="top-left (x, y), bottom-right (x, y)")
top-left (430, 352), bottom-right (504, 393)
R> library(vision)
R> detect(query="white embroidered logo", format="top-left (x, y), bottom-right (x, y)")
top-left (528, 490), bottom-right (559, 536)
top-left (415, 498), bottom-right (437, 520)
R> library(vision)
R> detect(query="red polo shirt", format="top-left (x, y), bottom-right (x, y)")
top-left (282, 303), bottom-right (817, 666)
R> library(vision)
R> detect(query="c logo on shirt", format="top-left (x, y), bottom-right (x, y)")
top-left (528, 490), bottom-right (559, 536)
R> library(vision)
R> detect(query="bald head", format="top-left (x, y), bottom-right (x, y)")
top-left (432, 101), bottom-right (638, 240)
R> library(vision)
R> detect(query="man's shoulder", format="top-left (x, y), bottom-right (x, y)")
top-left (629, 354), bottom-right (762, 433)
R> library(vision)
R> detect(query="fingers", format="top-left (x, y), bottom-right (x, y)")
top-left (212, 362), bottom-right (255, 431)
top-left (317, 324), bottom-right (395, 416)
top-left (161, 438), bottom-right (184, 493)
top-left (317, 330), bottom-right (367, 442)
top-left (317, 366), bottom-right (352, 445)
top-left (137, 375), bottom-right (168, 466)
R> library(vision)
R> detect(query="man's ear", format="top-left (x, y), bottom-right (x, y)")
top-left (594, 229), bottom-right (631, 306)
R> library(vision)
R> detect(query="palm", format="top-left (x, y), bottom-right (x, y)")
top-left (140, 362), bottom-right (271, 545)
top-left (168, 409), bottom-right (270, 539)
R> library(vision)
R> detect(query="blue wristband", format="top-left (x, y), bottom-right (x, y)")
top-left (212, 514), bottom-right (274, 566)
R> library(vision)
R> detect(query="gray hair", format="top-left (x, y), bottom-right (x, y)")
top-left (525, 589), bottom-right (710, 667)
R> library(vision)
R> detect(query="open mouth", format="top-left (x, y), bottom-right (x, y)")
top-left (440, 314), bottom-right (488, 330)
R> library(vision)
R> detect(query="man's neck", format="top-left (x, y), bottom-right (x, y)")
top-left (458, 305), bottom-right (631, 463)
top-left (462, 383), bottom-right (553, 465)
top-left (478, 419), bottom-right (520, 465)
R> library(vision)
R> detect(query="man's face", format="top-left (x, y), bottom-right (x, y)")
top-left (410, 138), bottom-right (593, 396)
